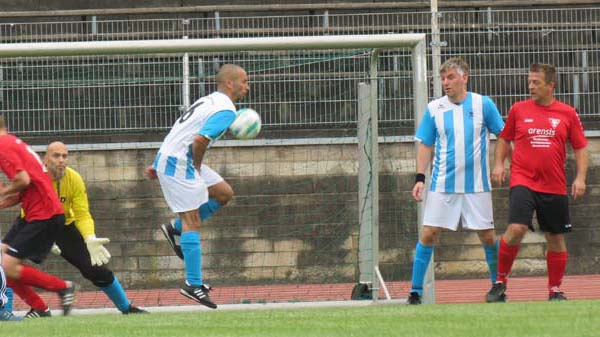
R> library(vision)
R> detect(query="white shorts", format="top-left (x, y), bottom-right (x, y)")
top-left (200, 164), bottom-right (224, 188)
top-left (157, 168), bottom-right (213, 214)
top-left (157, 164), bottom-right (223, 213)
top-left (422, 191), bottom-right (494, 231)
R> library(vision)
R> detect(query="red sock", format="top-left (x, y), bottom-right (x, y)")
top-left (497, 238), bottom-right (520, 284)
top-left (7, 278), bottom-right (49, 311)
top-left (18, 264), bottom-right (67, 292)
top-left (547, 251), bottom-right (568, 294)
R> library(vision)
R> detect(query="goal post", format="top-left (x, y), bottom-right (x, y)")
top-left (354, 40), bottom-right (428, 302)
top-left (412, 38), bottom-right (433, 304)
top-left (0, 34), bottom-right (430, 307)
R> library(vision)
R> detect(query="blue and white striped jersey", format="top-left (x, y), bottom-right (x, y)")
top-left (153, 91), bottom-right (236, 180)
top-left (415, 92), bottom-right (504, 193)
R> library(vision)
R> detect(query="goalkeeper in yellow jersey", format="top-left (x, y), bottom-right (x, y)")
top-left (12, 141), bottom-right (148, 318)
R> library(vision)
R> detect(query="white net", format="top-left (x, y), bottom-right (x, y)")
top-left (0, 35), bottom-right (426, 311)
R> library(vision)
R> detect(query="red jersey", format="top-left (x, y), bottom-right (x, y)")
top-left (0, 134), bottom-right (64, 221)
top-left (499, 99), bottom-right (587, 195)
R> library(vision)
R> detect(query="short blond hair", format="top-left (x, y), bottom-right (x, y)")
top-left (0, 115), bottom-right (5, 129)
top-left (440, 57), bottom-right (469, 76)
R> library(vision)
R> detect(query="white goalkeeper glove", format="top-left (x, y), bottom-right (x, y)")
top-left (51, 243), bottom-right (62, 256)
top-left (85, 235), bottom-right (111, 266)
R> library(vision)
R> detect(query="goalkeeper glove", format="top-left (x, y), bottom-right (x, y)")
top-left (51, 243), bottom-right (62, 256)
top-left (85, 235), bottom-right (111, 266)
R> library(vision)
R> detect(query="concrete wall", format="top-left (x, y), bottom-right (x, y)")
top-left (2, 138), bottom-right (598, 290)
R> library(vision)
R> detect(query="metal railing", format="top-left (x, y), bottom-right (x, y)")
top-left (0, 1), bottom-right (597, 18)
top-left (0, 6), bottom-right (598, 135)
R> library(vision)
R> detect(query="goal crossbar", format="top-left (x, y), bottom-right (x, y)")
top-left (0, 34), bottom-right (425, 57)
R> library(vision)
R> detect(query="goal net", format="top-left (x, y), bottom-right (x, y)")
top-left (0, 34), bottom-right (429, 311)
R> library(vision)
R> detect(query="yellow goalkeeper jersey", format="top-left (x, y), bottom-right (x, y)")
top-left (53, 167), bottom-right (95, 239)
top-left (21, 166), bottom-right (95, 239)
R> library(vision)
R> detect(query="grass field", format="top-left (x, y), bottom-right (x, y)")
top-left (2, 300), bottom-right (599, 337)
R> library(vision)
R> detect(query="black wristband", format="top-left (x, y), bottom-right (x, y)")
top-left (415, 173), bottom-right (426, 184)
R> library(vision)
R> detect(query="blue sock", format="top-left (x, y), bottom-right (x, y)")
top-left (101, 277), bottom-right (131, 312)
top-left (181, 231), bottom-right (202, 286)
top-left (484, 241), bottom-right (499, 284)
top-left (173, 218), bottom-right (183, 232)
top-left (200, 198), bottom-right (222, 221)
top-left (173, 199), bottom-right (222, 233)
top-left (410, 242), bottom-right (434, 295)
top-left (4, 287), bottom-right (13, 312)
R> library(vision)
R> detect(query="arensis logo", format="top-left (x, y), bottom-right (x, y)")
top-left (549, 118), bottom-right (561, 129)
top-left (528, 128), bottom-right (556, 136)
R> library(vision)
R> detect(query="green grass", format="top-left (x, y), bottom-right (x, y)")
top-left (3, 300), bottom-right (599, 337)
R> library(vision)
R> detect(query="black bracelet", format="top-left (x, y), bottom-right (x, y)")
top-left (415, 173), bottom-right (426, 184)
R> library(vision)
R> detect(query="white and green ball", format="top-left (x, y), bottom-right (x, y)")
top-left (230, 108), bottom-right (262, 139)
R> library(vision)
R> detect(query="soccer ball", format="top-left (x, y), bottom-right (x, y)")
top-left (229, 108), bottom-right (261, 139)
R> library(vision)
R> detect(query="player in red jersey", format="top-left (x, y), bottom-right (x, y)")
top-left (0, 115), bottom-right (77, 315)
top-left (486, 63), bottom-right (588, 302)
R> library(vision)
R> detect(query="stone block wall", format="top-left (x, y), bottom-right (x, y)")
top-left (1, 139), bottom-right (598, 290)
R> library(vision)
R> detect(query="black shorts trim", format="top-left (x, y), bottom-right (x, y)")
top-left (508, 186), bottom-right (571, 234)
top-left (2, 214), bottom-right (65, 264)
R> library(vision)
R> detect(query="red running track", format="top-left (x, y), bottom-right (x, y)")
top-left (11, 274), bottom-right (600, 311)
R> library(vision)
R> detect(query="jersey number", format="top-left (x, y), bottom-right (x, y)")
top-left (178, 101), bottom-right (205, 123)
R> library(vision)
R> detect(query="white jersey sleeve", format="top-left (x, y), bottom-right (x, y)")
top-left (153, 91), bottom-right (235, 180)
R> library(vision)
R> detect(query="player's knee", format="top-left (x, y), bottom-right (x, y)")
top-left (545, 233), bottom-right (566, 250)
top-left (1, 254), bottom-right (21, 279)
top-left (504, 224), bottom-right (528, 244)
top-left (181, 212), bottom-right (202, 232)
top-left (85, 267), bottom-right (114, 287)
top-left (221, 188), bottom-right (234, 205)
top-left (185, 222), bottom-right (202, 232)
top-left (215, 184), bottom-right (234, 205)
top-left (477, 229), bottom-right (496, 246)
top-left (512, 224), bottom-right (529, 236)
top-left (420, 226), bottom-right (440, 246)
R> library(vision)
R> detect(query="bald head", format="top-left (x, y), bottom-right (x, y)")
top-left (216, 64), bottom-right (244, 84)
top-left (47, 141), bottom-right (67, 154)
top-left (45, 141), bottom-right (69, 180)
top-left (215, 64), bottom-right (249, 102)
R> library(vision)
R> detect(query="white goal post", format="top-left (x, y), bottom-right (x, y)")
top-left (0, 34), bottom-right (430, 303)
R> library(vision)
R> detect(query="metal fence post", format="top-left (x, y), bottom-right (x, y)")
top-left (182, 35), bottom-right (190, 110)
